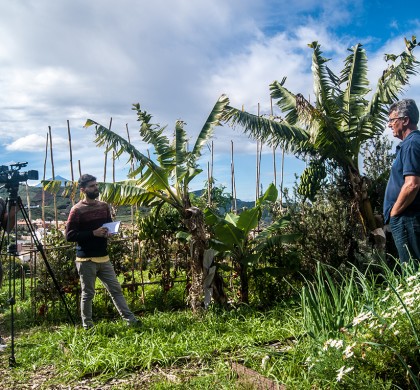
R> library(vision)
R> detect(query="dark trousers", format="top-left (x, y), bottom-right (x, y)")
top-left (390, 213), bottom-right (420, 265)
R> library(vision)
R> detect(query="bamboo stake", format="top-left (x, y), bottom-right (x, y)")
top-left (211, 140), bottom-right (214, 184)
top-left (67, 120), bottom-right (74, 182)
top-left (112, 150), bottom-right (116, 183)
top-left (280, 148), bottom-right (285, 210)
top-left (255, 103), bottom-right (262, 206)
top-left (210, 141), bottom-right (214, 205)
top-left (42, 132), bottom-right (49, 228)
top-left (67, 120), bottom-right (75, 205)
top-left (48, 127), bottom-right (55, 180)
top-left (103, 117), bottom-right (112, 182)
top-left (126, 123), bottom-right (137, 293)
top-left (231, 140), bottom-right (237, 212)
top-left (103, 151), bottom-right (107, 182)
top-left (270, 98), bottom-right (277, 187)
top-left (48, 126), bottom-right (58, 228)
top-left (25, 183), bottom-right (32, 223)
top-left (207, 161), bottom-right (211, 206)
top-left (78, 160), bottom-right (82, 177)
top-left (138, 243), bottom-right (145, 304)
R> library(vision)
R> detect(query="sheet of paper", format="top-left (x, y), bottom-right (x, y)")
top-left (102, 221), bottom-right (121, 235)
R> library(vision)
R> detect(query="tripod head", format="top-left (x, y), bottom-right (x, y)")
top-left (4, 183), bottom-right (19, 203)
top-left (0, 162), bottom-right (38, 203)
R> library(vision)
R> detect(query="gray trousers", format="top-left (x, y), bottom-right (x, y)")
top-left (76, 260), bottom-right (136, 328)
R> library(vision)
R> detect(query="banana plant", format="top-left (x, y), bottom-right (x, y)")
top-left (205, 183), bottom-right (300, 303)
top-left (44, 94), bottom-right (230, 312)
top-left (223, 37), bottom-right (420, 237)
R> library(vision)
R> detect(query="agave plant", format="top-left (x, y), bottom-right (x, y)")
top-left (44, 95), bottom-right (230, 312)
top-left (223, 37), bottom-right (420, 237)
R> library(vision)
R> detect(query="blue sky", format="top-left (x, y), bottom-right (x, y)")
top-left (0, 0), bottom-right (419, 201)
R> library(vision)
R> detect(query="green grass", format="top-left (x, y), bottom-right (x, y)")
top-left (1, 306), bottom-right (297, 388)
top-left (2, 260), bottom-right (420, 389)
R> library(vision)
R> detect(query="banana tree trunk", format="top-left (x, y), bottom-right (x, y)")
top-left (349, 170), bottom-right (382, 237)
top-left (183, 206), bottom-right (226, 312)
top-left (238, 261), bottom-right (249, 304)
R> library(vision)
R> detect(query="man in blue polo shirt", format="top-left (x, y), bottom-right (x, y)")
top-left (384, 99), bottom-right (420, 264)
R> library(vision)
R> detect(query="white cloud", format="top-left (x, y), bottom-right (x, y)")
top-left (0, 0), bottom-right (418, 200)
top-left (6, 134), bottom-right (48, 152)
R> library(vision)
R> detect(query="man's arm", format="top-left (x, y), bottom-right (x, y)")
top-left (390, 175), bottom-right (420, 217)
top-left (66, 208), bottom-right (91, 242)
top-left (66, 207), bottom-right (110, 241)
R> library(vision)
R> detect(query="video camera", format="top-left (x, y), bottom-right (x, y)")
top-left (0, 162), bottom-right (39, 186)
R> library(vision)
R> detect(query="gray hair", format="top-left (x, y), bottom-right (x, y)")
top-left (389, 99), bottom-right (419, 125)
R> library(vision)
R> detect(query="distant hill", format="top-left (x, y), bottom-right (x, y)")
top-left (190, 189), bottom-right (255, 211)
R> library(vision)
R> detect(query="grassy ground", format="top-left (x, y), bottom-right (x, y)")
top-left (0, 305), bottom-right (298, 389)
top-left (2, 261), bottom-right (420, 389)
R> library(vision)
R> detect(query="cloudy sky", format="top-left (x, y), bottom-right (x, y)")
top-left (0, 0), bottom-right (419, 201)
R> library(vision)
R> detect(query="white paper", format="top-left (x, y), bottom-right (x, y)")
top-left (102, 221), bottom-right (121, 235)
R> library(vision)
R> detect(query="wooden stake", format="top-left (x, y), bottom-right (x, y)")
top-left (48, 126), bottom-right (55, 180)
top-left (67, 120), bottom-right (74, 182)
top-left (231, 140), bottom-right (237, 212)
top-left (42, 132), bottom-right (49, 228)
top-left (126, 123), bottom-right (137, 291)
top-left (78, 160), bottom-right (82, 177)
top-left (280, 148), bottom-right (285, 210)
top-left (207, 161), bottom-right (211, 206)
top-left (112, 150), bottom-right (116, 183)
top-left (255, 103), bottom-right (261, 206)
top-left (103, 117), bottom-right (112, 182)
top-left (48, 126), bottom-right (58, 228)
top-left (270, 97), bottom-right (277, 187)
top-left (67, 120), bottom-right (75, 205)
top-left (25, 183), bottom-right (32, 223)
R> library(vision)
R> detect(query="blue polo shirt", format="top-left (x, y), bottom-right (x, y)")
top-left (384, 130), bottom-right (420, 223)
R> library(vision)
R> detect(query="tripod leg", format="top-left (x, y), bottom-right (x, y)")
top-left (16, 197), bottom-right (75, 325)
top-left (2, 201), bottom-right (17, 366)
top-left (8, 251), bottom-right (16, 367)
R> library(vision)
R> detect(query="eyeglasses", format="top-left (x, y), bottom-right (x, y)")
top-left (388, 116), bottom-right (406, 124)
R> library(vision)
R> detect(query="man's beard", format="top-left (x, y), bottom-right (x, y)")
top-left (86, 190), bottom-right (99, 200)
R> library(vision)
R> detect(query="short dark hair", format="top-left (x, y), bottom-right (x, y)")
top-left (78, 174), bottom-right (96, 188)
top-left (389, 99), bottom-right (419, 125)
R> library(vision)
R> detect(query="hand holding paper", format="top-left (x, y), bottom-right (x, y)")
top-left (102, 221), bottom-right (121, 235)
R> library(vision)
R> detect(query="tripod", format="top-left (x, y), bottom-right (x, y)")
top-left (0, 182), bottom-right (74, 367)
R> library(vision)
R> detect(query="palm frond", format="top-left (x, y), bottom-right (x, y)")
top-left (98, 181), bottom-right (180, 209)
top-left (255, 233), bottom-right (301, 252)
top-left (42, 180), bottom-right (63, 195)
top-left (362, 37), bottom-right (420, 144)
top-left (269, 79), bottom-right (299, 124)
top-left (223, 105), bottom-right (312, 154)
top-left (191, 94), bottom-right (230, 159)
top-left (84, 119), bottom-right (180, 204)
top-left (254, 216), bottom-right (300, 252)
top-left (255, 215), bottom-right (291, 241)
top-left (85, 119), bottom-right (149, 169)
top-left (132, 104), bottom-right (175, 169)
top-left (174, 120), bottom-right (188, 185)
top-left (340, 44), bottom-right (370, 134)
top-left (294, 94), bottom-right (350, 163)
top-left (368, 37), bottom-right (420, 115)
top-left (309, 41), bottom-right (340, 117)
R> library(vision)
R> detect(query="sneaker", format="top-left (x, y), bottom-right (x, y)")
top-left (83, 321), bottom-right (94, 330)
top-left (127, 319), bottom-right (141, 328)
